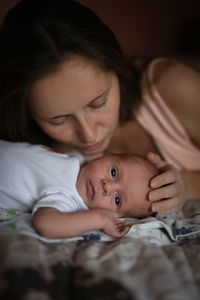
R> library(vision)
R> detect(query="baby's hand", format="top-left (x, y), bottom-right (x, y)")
top-left (146, 152), bottom-right (186, 215)
top-left (99, 209), bottom-right (130, 238)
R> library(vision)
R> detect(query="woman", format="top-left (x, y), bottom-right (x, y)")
top-left (0, 0), bottom-right (199, 214)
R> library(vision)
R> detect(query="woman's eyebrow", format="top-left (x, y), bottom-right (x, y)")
top-left (48, 87), bottom-right (111, 120)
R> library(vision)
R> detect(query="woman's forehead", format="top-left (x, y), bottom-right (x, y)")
top-left (29, 57), bottom-right (114, 116)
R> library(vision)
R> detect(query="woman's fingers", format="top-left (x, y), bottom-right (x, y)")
top-left (146, 153), bottom-right (186, 214)
top-left (151, 196), bottom-right (184, 215)
top-left (147, 152), bottom-right (180, 187)
top-left (148, 182), bottom-right (181, 201)
top-left (146, 152), bottom-right (166, 169)
top-left (150, 168), bottom-right (178, 188)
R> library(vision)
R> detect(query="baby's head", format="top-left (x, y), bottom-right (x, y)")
top-left (77, 153), bottom-right (159, 218)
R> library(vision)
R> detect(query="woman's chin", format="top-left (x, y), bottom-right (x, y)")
top-left (54, 134), bottom-right (110, 160)
top-left (83, 152), bottom-right (105, 162)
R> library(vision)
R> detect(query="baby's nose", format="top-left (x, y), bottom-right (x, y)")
top-left (101, 179), bottom-right (114, 195)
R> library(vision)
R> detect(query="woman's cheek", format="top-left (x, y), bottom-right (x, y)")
top-left (40, 122), bottom-right (71, 141)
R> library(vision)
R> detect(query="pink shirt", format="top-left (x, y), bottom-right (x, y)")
top-left (135, 58), bottom-right (200, 171)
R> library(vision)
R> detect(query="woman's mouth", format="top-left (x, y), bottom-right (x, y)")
top-left (80, 138), bottom-right (106, 154)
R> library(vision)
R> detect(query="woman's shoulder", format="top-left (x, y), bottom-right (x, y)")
top-left (149, 57), bottom-right (200, 145)
top-left (150, 57), bottom-right (200, 96)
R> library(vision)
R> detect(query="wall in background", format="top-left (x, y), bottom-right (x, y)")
top-left (1, 0), bottom-right (200, 58)
top-left (77, 0), bottom-right (200, 58)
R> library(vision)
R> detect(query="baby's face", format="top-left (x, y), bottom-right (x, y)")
top-left (77, 154), bottom-right (153, 218)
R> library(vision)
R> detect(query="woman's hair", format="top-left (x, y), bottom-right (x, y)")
top-left (0, 0), bottom-right (140, 145)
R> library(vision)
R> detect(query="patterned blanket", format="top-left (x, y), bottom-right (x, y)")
top-left (0, 200), bottom-right (200, 300)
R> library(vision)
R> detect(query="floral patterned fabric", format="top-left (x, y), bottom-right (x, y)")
top-left (0, 200), bottom-right (200, 300)
top-left (0, 200), bottom-right (200, 244)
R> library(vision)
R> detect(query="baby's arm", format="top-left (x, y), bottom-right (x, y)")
top-left (33, 207), bottom-right (129, 239)
top-left (146, 152), bottom-right (186, 215)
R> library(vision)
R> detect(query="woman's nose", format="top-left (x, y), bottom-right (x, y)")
top-left (76, 114), bottom-right (96, 143)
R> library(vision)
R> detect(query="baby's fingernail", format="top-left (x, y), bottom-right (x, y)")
top-left (151, 204), bottom-right (156, 212)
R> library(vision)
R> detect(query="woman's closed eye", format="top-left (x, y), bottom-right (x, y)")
top-left (89, 96), bottom-right (107, 109)
top-left (48, 115), bottom-right (72, 126)
top-left (49, 119), bottom-right (65, 126)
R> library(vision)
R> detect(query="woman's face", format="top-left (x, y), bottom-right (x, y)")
top-left (29, 56), bottom-right (120, 159)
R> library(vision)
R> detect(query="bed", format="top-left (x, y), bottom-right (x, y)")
top-left (0, 199), bottom-right (200, 300)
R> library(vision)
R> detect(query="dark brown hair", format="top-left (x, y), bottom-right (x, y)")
top-left (0, 0), bottom-right (140, 146)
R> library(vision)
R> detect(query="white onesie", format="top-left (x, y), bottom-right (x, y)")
top-left (0, 140), bottom-right (88, 214)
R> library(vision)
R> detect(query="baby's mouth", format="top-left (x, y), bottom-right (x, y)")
top-left (87, 180), bottom-right (95, 201)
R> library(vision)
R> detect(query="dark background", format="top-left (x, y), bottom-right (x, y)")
top-left (1, 0), bottom-right (200, 58)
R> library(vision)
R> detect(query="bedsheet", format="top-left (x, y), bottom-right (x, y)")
top-left (0, 200), bottom-right (200, 300)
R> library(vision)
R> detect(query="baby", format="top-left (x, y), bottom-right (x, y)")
top-left (0, 140), bottom-right (158, 238)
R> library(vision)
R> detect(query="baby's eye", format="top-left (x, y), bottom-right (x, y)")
top-left (114, 193), bottom-right (121, 206)
top-left (110, 167), bottom-right (117, 178)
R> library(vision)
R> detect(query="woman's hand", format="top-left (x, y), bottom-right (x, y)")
top-left (146, 152), bottom-right (186, 215)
